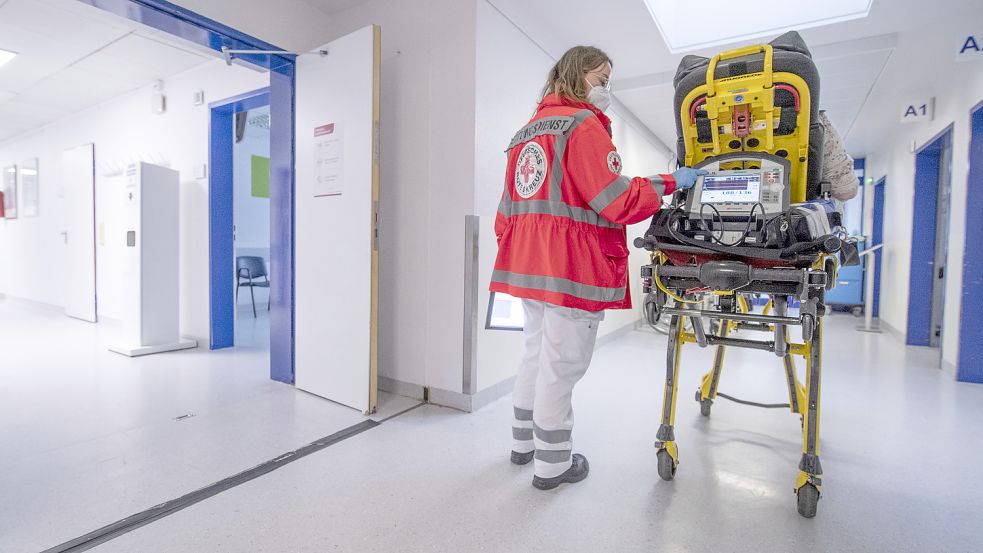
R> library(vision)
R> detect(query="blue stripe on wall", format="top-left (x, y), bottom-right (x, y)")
top-left (209, 90), bottom-right (270, 350)
top-left (958, 106), bottom-right (983, 383)
top-left (269, 62), bottom-right (296, 385)
top-left (906, 129), bottom-right (951, 346)
top-left (872, 178), bottom-right (885, 318)
top-left (906, 150), bottom-right (941, 345)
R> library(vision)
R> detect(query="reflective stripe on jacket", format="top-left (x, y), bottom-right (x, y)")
top-left (491, 94), bottom-right (676, 312)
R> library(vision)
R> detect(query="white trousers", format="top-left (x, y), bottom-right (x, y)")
top-left (512, 299), bottom-right (604, 478)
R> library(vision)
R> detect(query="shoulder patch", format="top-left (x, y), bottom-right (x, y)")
top-left (514, 142), bottom-right (548, 198)
top-left (606, 151), bottom-right (622, 175)
top-left (505, 115), bottom-right (575, 151)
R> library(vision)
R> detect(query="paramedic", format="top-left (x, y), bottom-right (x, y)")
top-left (490, 45), bottom-right (705, 490)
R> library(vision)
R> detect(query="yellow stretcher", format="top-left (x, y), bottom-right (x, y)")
top-left (636, 31), bottom-right (845, 518)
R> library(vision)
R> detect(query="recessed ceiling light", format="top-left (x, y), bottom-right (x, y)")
top-left (0, 48), bottom-right (17, 68)
top-left (644, 0), bottom-right (873, 54)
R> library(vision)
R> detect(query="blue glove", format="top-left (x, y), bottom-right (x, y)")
top-left (671, 167), bottom-right (708, 191)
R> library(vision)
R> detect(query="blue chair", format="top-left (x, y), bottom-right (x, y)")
top-left (236, 256), bottom-right (270, 317)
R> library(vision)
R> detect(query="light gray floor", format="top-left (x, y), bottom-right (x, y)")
top-left (0, 298), bottom-right (417, 553)
top-left (4, 299), bottom-right (982, 552)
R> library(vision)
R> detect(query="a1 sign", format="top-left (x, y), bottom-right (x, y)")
top-left (956, 34), bottom-right (983, 62)
top-left (901, 99), bottom-right (934, 124)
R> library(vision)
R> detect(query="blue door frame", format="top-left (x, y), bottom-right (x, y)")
top-left (209, 89), bottom-right (269, 350)
top-left (872, 177), bottom-right (886, 318)
top-left (906, 125), bottom-right (953, 347)
top-left (81, 0), bottom-right (296, 384)
top-left (958, 103), bottom-right (983, 383)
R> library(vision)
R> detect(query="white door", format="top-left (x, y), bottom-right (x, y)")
top-left (294, 25), bottom-right (380, 413)
top-left (63, 144), bottom-right (97, 322)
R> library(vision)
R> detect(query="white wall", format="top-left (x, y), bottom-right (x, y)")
top-left (0, 60), bottom-right (268, 340)
top-left (853, 20), bottom-right (983, 369)
top-left (472, 0), bottom-right (674, 392)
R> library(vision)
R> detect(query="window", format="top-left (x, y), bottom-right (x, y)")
top-left (643, 0), bottom-right (873, 54)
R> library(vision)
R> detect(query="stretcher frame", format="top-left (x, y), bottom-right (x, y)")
top-left (643, 253), bottom-right (828, 518)
top-left (644, 38), bottom-right (833, 518)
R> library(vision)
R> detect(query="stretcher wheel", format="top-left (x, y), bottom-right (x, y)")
top-left (700, 398), bottom-right (713, 417)
top-left (694, 390), bottom-right (713, 416)
top-left (851, 306), bottom-right (863, 317)
top-left (644, 296), bottom-right (660, 325)
top-left (824, 258), bottom-right (836, 291)
top-left (801, 314), bottom-right (815, 342)
top-left (796, 483), bottom-right (820, 518)
top-left (656, 449), bottom-right (677, 481)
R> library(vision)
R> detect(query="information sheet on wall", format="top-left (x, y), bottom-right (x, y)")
top-left (314, 122), bottom-right (344, 197)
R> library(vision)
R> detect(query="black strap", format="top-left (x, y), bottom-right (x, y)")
top-left (776, 105), bottom-right (797, 136)
top-left (695, 112), bottom-right (713, 143)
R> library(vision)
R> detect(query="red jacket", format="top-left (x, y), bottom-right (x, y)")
top-left (491, 94), bottom-right (676, 312)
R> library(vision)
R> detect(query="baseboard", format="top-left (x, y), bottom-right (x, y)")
top-left (941, 358), bottom-right (957, 378)
top-left (427, 375), bottom-right (517, 414)
top-left (426, 319), bottom-right (642, 414)
top-left (427, 386), bottom-right (473, 412)
top-left (471, 375), bottom-right (516, 412)
top-left (378, 375), bottom-right (426, 401)
top-left (595, 318), bottom-right (642, 349)
top-left (0, 293), bottom-right (64, 313)
top-left (879, 319), bottom-right (905, 342)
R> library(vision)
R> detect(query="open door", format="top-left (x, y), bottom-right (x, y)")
top-left (294, 25), bottom-right (380, 413)
top-left (62, 144), bottom-right (97, 323)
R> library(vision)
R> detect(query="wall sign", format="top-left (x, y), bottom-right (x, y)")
top-left (313, 122), bottom-right (344, 197)
top-left (956, 34), bottom-right (983, 62)
top-left (901, 98), bottom-right (935, 124)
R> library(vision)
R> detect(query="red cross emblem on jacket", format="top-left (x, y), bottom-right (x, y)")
top-left (491, 94), bottom-right (677, 312)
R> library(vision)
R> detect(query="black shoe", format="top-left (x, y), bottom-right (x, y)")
top-left (532, 454), bottom-right (589, 490)
top-left (511, 450), bottom-right (534, 465)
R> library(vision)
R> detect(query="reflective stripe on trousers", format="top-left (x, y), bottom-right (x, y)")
top-left (512, 299), bottom-right (603, 478)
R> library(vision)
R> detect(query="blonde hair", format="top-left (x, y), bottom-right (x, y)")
top-left (540, 46), bottom-right (613, 102)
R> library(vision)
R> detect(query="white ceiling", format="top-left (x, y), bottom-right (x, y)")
top-left (0, 0), bottom-right (219, 143)
top-left (303, 0), bottom-right (373, 14)
top-left (485, 0), bottom-right (975, 157)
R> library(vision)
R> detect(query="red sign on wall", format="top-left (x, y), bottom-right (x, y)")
top-left (314, 123), bottom-right (335, 137)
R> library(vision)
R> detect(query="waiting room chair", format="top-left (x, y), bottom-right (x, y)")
top-left (236, 256), bottom-right (270, 318)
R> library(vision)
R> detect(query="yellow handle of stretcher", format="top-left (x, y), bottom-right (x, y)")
top-left (706, 44), bottom-right (774, 97)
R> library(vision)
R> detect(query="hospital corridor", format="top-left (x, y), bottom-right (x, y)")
top-left (1, 1), bottom-right (982, 552)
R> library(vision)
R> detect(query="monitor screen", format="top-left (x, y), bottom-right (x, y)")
top-left (699, 174), bottom-right (762, 204)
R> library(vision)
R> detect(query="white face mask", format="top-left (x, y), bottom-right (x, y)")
top-left (585, 79), bottom-right (612, 112)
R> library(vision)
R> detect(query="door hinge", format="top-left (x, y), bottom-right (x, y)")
top-left (934, 326), bottom-right (942, 338)
top-left (372, 201), bottom-right (379, 251)
top-left (937, 266), bottom-right (944, 279)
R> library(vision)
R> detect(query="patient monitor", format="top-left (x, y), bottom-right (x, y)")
top-left (681, 154), bottom-right (791, 245)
